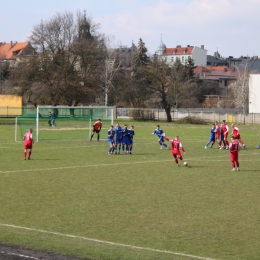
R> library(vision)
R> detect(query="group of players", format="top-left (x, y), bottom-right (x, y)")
top-left (22, 118), bottom-right (257, 171)
top-left (205, 120), bottom-right (246, 150)
top-left (90, 119), bottom-right (135, 155)
top-left (204, 120), bottom-right (247, 170)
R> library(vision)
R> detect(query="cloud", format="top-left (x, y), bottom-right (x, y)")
top-left (97, 0), bottom-right (260, 56)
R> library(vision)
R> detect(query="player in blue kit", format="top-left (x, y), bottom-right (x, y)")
top-left (151, 125), bottom-right (169, 149)
top-left (128, 125), bottom-right (135, 154)
top-left (114, 122), bottom-right (123, 154)
top-left (205, 123), bottom-right (216, 148)
top-left (107, 125), bottom-right (115, 155)
top-left (122, 124), bottom-right (130, 154)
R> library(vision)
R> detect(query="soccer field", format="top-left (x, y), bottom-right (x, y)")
top-left (0, 121), bottom-right (260, 260)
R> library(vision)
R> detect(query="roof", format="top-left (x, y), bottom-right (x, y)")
top-left (0, 42), bottom-right (33, 60)
top-left (194, 65), bottom-right (230, 76)
top-left (208, 70), bottom-right (240, 77)
top-left (163, 46), bottom-right (194, 55)
top-left (157, 40), bottom-right (166, 51)
top-left (207, 55), bottom-right (228, 66)
top-left (239, 59), bottom-right (260, 72)
top-left (205, 66), bottom-right (230, 71)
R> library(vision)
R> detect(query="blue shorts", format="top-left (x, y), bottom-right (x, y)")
top-left (209, 136), bottom-right (215, 142)
top-left (116, 137), bottom-right (122, 143)
top-left (122, 137), bottom-right (130, 145)
top-left (159, 136), bottom-right (165, 142)
top-left (108, 140), bottom-right (114, 145)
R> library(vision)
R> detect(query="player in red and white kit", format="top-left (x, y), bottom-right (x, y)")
top-left (229, 136), bottom-right (242, 171)
top-left (214, 121), bottom-right (222, 149)
top-left (23, 128), bottom-right (34, 160)
top-left (221, 120), bottom-right (229, 150)
top-left (164, 136), bottom-right (186, 166)
top-left (231, 123), bottom-right (246, 149)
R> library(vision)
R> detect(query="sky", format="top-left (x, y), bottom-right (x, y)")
top-left (1, 0), bottom-right (260, 58)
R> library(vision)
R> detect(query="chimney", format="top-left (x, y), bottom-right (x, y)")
top-left (201, 45), bottom-right (204, 49)
top-left (10, 41), bottom-right (13, 48)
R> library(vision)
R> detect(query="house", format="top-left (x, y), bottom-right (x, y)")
top-left (108, 42), bottom-right (137, 68)
top-left (196, 66), bottom-right (239, 97)
top-left (239, 56), bottom-right (260, 72)
top-left (156, 39), bottom-right (207, 66)
top-left (207, 52), bottom-right (229, 67)
top-left (0, 41), bottom-right (35, 67)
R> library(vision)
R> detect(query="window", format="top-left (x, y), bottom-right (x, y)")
top-left (225, 80), bottom-right (228, 86)
top-left (182, 56), bottom-right (184, 62)
top-left (171, 57), bottom-right (174, 62)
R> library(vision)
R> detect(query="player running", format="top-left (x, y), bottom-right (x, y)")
top-left (107, 125), bottom-right (115, 155)
top-left (114, 122), bottom-right (123, 154)
top-left (23, 128), bottom-right (34, 160)
top-left (90, 119), bottom-right (102, 142)
top-left (229, 136), bottom-right (242, 171)
top-left (164, 135), bottom-right (186, 166)
top-left (151, 125), bottom-right (169, 149)
top-left (231, 123), bottom-right (246, 149)
top-left (205, 123), bottom-right (216, 149)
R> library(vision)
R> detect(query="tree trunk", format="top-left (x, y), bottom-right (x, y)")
top-left (165, 106), bottom-right (172, 122)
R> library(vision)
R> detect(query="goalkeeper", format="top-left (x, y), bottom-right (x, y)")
top-left (90, 119), bottom-right (102, 142)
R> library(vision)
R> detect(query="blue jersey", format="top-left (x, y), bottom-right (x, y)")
top-left (108, 129), bottom-right (115, 144)
top-left (114, 125), bottom-right (123, 142)
top-left (129, 129), bottom-right (135, 144)
top-left (220, 128), bottom-right (224, 141)
top-left (152, 129), bottom-right (164, 137)
top-left (152, 129), bottom-right (165, 142)
top-left (209, 127), bottom-right (215, 142)
top-left (122, 128), bottom-right (130, 144)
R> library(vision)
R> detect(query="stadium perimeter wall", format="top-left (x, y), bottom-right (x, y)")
top-left (116, 108), bottom-right (260, 124)
top-left (1, 106), bottom-right (260, 124)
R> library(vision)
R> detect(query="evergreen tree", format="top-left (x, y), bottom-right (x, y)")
top-left (133, 38), bottom-right (150, 69)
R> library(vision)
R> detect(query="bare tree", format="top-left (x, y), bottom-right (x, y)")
top-left (9, 11), bottom-right (106, 107)
top-left (228, 64), bottom-right (250, 124)
top-left (99, 36), bottom-right (122, 106)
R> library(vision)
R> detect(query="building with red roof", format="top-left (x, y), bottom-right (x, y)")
top-left (156, 39), bottom-right (207, 66)
top-left (0, 41), bottom-right (35, 67)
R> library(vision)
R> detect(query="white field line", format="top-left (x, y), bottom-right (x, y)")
top-left (0, 250), bottom-right (40, 260)
top-left (0, 153), bottom-right (259, 174)
top-left (0, 223), bottom-right (218, 260)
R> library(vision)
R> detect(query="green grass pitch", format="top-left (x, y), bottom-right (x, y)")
top-left (0, 120), bottom-right (260, 260)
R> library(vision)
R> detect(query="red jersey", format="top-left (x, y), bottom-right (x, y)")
top-left (24, 131), bottom-right (33, 145)
top-left (93, 121), bottom-right (102, 131)
top-left (165, 137), bottom-right (185, 152)
top-left (215, 124), bottom-right (220, 138)
top-left (229, 140), bottom-right (241, 153)
top-left (232, 126), bottom-right (239, 136)
top-left (221, 123), bottom-right (229, 134)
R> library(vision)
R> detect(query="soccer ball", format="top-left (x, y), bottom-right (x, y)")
top-left (183, 162), bottom-right (188, 166)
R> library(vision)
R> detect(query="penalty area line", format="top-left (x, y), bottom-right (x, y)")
top-left (0, 223), bottom-right (217, 260)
